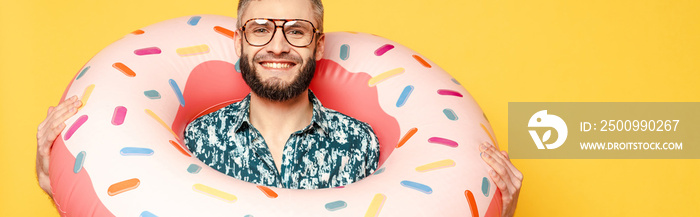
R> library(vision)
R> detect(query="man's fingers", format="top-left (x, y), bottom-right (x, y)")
top-left (481, 144), bottom-right (520, 193)
top-left (500, 150), bottom-right (524, 181)
top-left (490, 170), bottom-right (511, 197)
top-left (49, 101), bottom-right (80, 129)
top-left (482, 144), bottom-right (515, 178)
top-left (49, 96), bottom-right (79, 121)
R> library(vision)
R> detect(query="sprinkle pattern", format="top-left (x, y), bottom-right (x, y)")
top-left (187, 16), bottom-right (202, 26)
top-left (400, 180), bottom-right (433, 194)
top-left (134, 47), bottom-right (162, 56)
top-left (73, 151), bottom-right (86, 173)
top-left (374, 44), bottom-right (394, 56)
top-left (169, 79), bottom-right (185, 107)
top-left (64, 115), bottom-right (88, 140)
top-left (144, 90), bottom-right (161, 99)
top-left (443, 108), bottom-right (458, 121)
top-left (368, 68), bottom-right (404, 87)
top-left (325, 200), bottom-right (347, 211)
top-left (396, 85), bottom-right (414, 107)
top-left (192, 184), bottom-right (237, 202)
top-left (364, 193), bottom-right (386, 217)
top-left (108, 178), bottom-right (140, 196)
top-left (427, 137), bottom-right (459, 147)
top-left (113, 62), bottom-right (136, 77)
top-left (340, 44), bottom-right (350, 60)
top-left (176, 44), bottom-right (210, 56)
top-left (75, 66), bottom-right (89, 80)
top-left (111, 106), bottom-right (127, 125)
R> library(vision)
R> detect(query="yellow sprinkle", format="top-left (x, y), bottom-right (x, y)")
top-left (415, 159), bottom-right (456, 172)
top-left (481, 123), bottom-right (496, 146)
top-left (78, 84), bottom-right (95, 110)
top-left (176, 44), bottom-right (210, 56)
top-left (364, 193), bottom-right (386, 217)
top-left (192, 184), bottom-right (237, 203)
top-left (145, 109), bottom-right (179, 140)
top-left (368, 68), bottom-right (404, 87)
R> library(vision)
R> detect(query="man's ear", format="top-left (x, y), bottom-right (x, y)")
top-left (314, 33), bottom-right (325, 60)
top-left (234, 30), bottom-right (242, 57)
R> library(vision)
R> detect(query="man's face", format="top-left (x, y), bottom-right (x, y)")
top-left (235, 0), bottom-right (325, 102)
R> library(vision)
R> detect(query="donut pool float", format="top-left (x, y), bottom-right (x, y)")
top-left (50, 15), bottom-right (502, 216)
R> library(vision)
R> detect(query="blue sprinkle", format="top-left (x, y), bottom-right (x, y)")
top-left (396, 85), bottom-right (414, 107)
top-left (339, 44), bottom-right (350, 60)
top-left (140, 211), bottom-right (157, 217)
top-left (373, 167), bottom-right (386, 175)
top-left (187, 16), bottom-right (202, 26)
top-left (325, 200), bottom-right (348, 211)
top-left (235, 58), bottom-right (241, 73)
top-left (244, 215), bottom-right (254, 217)
top-left (144, 90), bottom-right (161, 99)
top-left (73, 151), bottom-right (86, 173)
top-left (169, 79), bottom-right (185, 107)
top-left (443, 108), bottom-right (458, 121)
top-left (400, 180), bottom-right (433, 194)
top-left (187, 164), bottom-right (202, 174)
top-left (451, 78), bottom-right (461, 85)
top-left (482, 177), bottom-right (490, 197)
top-left (120, 147), bottom-right (154, 156)
top-left (76, 66), bottom-right (90, 80)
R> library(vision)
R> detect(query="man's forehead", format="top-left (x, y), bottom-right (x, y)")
top-left (241, 0), bottom-right (314, 21)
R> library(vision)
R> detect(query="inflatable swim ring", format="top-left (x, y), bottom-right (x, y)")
top-left (49, 15), bottom-right (502, 216)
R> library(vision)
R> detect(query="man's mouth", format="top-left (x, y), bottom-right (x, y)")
top-left (259, 61), bottom-right (297, 69)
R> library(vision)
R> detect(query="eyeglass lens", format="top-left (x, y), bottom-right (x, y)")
top-left (244, 19), bottom-right (315, 47)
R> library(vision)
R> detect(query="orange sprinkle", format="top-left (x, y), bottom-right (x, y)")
top-left (169, 140), bottom-right (191, 157)
top-left (412, 55), bottom-right (431, 68)
top-left (214, 26), bottom-right (235, 39)
top-left (465, 190), bottom-right (479, 217)
top-left (108, 178), bottom-right (140, 196)
top-left (131, 29), bottom-right (144, 35)
top-left (480, 123), bottom-right (496, 146)
top-left (256, 185), bottom-right (278, 198)
top-left (396, 127), bottom-right (418, 148)
top-left (113, 62), bottom-right (136, 77)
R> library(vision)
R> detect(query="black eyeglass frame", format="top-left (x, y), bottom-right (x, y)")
top-left (239, 18), bottom-right (322, 48)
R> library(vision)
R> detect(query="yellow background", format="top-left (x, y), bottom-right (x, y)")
top-left (1, 0), bottom-right (698, 216)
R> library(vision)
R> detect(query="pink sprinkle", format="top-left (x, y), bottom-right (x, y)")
top-left (437, 89), bottom-right (463, 97)
top-left (112, 106), bottom-right (127, 125)
top-left (65, 115), bottom-right (88, 140)
top-left (374, 44), bottom-right (394, 56)
top-left (428, 137), bottom-right (458, 148)
top-left (134, 47), bottom-right (162, 56)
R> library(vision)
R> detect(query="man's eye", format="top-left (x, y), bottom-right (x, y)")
top-left (253, 28), bottom-right (270, 33)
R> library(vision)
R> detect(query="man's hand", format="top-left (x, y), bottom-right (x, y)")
top-left (479, 142), bottom-right (523, 217)
top-left (36, 95), bottom-right (81, 197)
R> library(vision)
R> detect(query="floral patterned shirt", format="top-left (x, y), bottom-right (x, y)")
top-left (184, 91), bottom-right (379, 189)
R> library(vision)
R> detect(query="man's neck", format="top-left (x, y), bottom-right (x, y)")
top-left (248, 89), bottom-right (313, 138)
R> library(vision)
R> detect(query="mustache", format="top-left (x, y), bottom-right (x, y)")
top-left (252, 53), bottom-right (303, 64)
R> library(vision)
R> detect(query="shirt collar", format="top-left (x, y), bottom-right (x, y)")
top-left (233, 90), bottom-right (330, 136)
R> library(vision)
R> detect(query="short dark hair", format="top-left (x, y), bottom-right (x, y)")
top-left (237, 0), bottom-right (324, 32)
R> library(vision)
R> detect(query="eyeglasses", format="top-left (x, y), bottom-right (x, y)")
top-left (240, 18), bottom-right (321, 48)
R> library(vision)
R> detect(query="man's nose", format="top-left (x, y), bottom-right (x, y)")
top-left (265, 27), bottom-right (291, 54)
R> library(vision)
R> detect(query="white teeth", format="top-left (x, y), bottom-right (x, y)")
top-left (262, 62), bottom-right (292, 69)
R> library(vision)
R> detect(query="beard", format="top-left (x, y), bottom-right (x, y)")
top-left (239, 51), bottom-right (316, 102)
